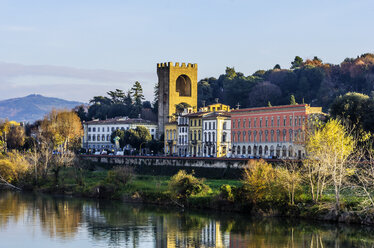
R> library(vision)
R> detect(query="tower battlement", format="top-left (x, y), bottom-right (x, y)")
top-left (157, 62), bottom-right (197, 69)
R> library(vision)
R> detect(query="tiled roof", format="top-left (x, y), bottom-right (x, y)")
top-left (84, 117), bottom-right (157, 125)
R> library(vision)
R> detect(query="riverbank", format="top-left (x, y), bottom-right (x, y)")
top-left (20, 166), bottom-right (374, 227)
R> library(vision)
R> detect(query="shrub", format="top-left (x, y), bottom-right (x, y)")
top-left (0, 151), bottom-right (30, 184)
top-left (168, 170), bottom-right (210, 201)
top-left (241, 159), bottom-right (286, 204)
top-left (219, 184), bottom-right (234, 202)
top-left (106, 166), bottom-right (134, 186)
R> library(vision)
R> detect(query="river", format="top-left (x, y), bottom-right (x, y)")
top-left (0, 191), bottom-right (373, 247)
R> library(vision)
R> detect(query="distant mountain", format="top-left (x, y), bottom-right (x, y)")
top-left (0, 94), bottom-right (84, 123)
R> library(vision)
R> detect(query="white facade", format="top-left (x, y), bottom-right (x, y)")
top-left (82, 117), bottom-right (157, 151)
top-left (177, 115), bottom-right (189, 156)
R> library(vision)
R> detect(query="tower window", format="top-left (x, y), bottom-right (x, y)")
top-left (176, 75), bottom-right (191, 96)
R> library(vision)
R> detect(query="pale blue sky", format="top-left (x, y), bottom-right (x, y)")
top-left (0, 0), bottom-right (373, 102)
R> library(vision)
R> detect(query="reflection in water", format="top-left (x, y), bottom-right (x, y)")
top-left (0, 190), bottom-right (374, 247)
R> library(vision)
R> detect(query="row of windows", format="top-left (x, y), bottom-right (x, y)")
top-left (232, 115), bottom-right (305, 129)
top-left (190, 130), bottom-right (201, 141)
top-left (87, 134), bottom-right (111, 142)
top-left (232, 144), bottom-right (295, 157)
top-left (166, 129), bottom-right (176, 140)
top-left (190, 119), bottom-right (202, 127)
top-left (232, 129), bottom-right (304, 143)
top-left (88, 126), bottom-right (155, 133)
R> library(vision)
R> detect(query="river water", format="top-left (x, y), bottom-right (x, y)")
top-left (0, 191), bottom-right (374, 248)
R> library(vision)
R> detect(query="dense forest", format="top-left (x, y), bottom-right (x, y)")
top-left (198, 53), bottom-right (374, 111)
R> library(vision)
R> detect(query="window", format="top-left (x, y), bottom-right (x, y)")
top-left (97, 135), bottom-right (100, 141)
top-left (194, 131), bottom-right (197, 140)
top-left (271, 130), bottom-right (274, 142)
top-left (111, 127), bottom-right (114, 131)
top-left (194, 120), bottom-right (197, 126)
top-left (237, 131), bottom-right (241, 142)
top-left (204, 132), bottom-right (207, 142)
top-left (106, 135), bottom-right (110, 141)
top-left (283, 129), bottom-right (286, 141)
top-left (276, 130), bottom-right (280, 142)
top-left (277, 117), bottom-right (280, 127)
top-left (238, 119), bottom-right (241, 129)
top-left (88, 127), bottom-right (91, 132)
top-left (205, 122), bottom-right (207, 130)
top-left (289, 129), bottom-right (293, 142)
top-left (93, 134), bottom-right (96, 141)
top-left (271, 117), bottom-right (274, 127)
top-left (209, 122), bottom-right (211, 130)
top-left (199, 120), bottom-right (201, 126)
top-left (93, 127), bottom-right (96, 132)
top-left (232, 132), bottom-right (236, 142)
top-left (254, 131), bottom-right (257, 142)
top-left (243, 131), bottom-right (246, 142)
top-left (265, 130), bottom-right (268, 142)
top-left (213, 122), bottom-right (215, 130)
top-left (107, 127), bottom-right (109, 132)
top-left (259, 131), bottom-right (263, 142)
top-left (198, 131), bottom-right (201, 140)
top-left (265, 118), bottom-right (268, 127)
top-left (208, 132), bottom-right (211, 142)
top-left (223, 122), bottom-right (227, 130)
top-left (259, 118), bottom-right (262, 128)
top-left (191, 120), bottom-right (193, 126)
top-left (254, 118), bottom-right (257, 128)
top-left (290, 116), bottom-right (293, 126)
top-left (283, 117), bottom-right (286, 126)
top-left (243, 119), bottom-right (246, 128)
top-left (248, 131), bottom-right (252, 142)
top-left (212, 132), bottom-right (215, 142)
top-left (190, 132), bottom-right (193, 140)
top-left (222, 133), bottom-right (226, 142)
top-left (233, 120), bottom-right (236, 129)
top-left (248, 118), bottom-right (251, 128)
top-left (88, 135), bottom-right (91, 141)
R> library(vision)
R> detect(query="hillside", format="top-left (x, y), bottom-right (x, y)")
top-left (0, 94), bottom-right (83, 123)
top-left (198, 53), bottom-right (374, 112)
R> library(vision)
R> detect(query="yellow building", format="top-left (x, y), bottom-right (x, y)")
top-left (164, 121), bottom-right (178, 155)
top-left (200, 102), bottom-right (230, 113)
top-left (185, 112), bottom-right (207, 157)
top-left (157, 62), bottom-right (198, 138)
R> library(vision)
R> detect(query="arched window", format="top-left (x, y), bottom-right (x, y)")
top-left (259, 131), bottom-right (263, 142)
top-left (204, 132), bottom-right (207, 142)
top-left (237, 131), bottom-right (241, 142)
top-left (208, 132), bottom-right (211, 142)
top-left (271, 130), bottom-right (274, 142)
top-left (242, 145), bottom-right (246, 154)
top-left (198, 131), bottom-right (201, 140)
top-left (232, 132), bottom-right (236, 142)
top-left (283, 129), bottom-right (287, 142)
top-left (248, 131), bottom-right (252, 142)
top-left (248, 146), bottom-right (251, 155)
top-left (276, 130), bottom-right (280, 142)
top-left (237, 146), bottom-right (241, 155)
top-left (289, 129), bottom-right (293, 142)
top-left (176, 74), bottom-right (191, 96)
top-left (253, 130), bottom-right (257, 142)
top-left (194, 131), bottom-right (197, 140)
top-left (212, 132), bottom-right (215, 142)
top-left (265, 130), bottom-right (268, 142)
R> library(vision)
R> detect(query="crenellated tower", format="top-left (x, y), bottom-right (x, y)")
top-left (157, 62), bottom-right (198, 137)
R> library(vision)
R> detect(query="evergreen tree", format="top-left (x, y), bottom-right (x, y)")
top-left (291, 56), bottom-right (303, 69)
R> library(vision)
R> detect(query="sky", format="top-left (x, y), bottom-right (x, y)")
top-left (0, 0), bottom-right (373, 103)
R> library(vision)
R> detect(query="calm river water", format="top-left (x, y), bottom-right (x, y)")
top-left (0, 191), bottom-right (374, 248)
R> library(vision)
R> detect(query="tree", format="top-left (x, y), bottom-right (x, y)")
top-left (7, 125), bottom-right (25, 150)
top-left (267, 101), bottom-right (272, 107)
top-left (152, 83), bottom-right (159, 114)
top-left (175, 102), bottom-right (191, 115)
top-left (305, 119), bottom-right (355, 210)
top-left (107, 89), bottom-right (125, 104)
top-left (74, 105), bottom-right (88, 122)
top-left (0, 151), bottom-right (30, 186)
top-left (291, 56), bottom-right (304, 69)
top-left (273, 64), bottom-right (281, 70)
top-left (41, 110), bottom-right (83, 152)
top-left (330, 92), bottom-right (369, 136)
top-left (110, 129), bottom-right (126, 148)
top-left (289, 94), bottom-right (297, 105)
top-left (277, 160), bottom-right (302, 205)
top-left (130, 81), bottom-right (144, 117)
top-left (112, 126), bottom-right (151, 152)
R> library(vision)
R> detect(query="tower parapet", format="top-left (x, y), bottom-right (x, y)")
top-left (157, 62), bottom-right (197, 68)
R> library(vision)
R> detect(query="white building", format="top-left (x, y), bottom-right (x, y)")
top-left (202, 112), bottom-right (231, 158)
top-left (177, 114), bottom-right (189, 156)
top-left (82, 117), bottom-right (157, 152)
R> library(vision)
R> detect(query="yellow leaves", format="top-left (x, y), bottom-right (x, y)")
top-left (0, 151), bottom-right (30, 183)
top-left (346, 168), bottom-right (355, 177)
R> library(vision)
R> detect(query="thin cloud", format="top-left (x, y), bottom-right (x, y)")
top-left (0, 62), bottom-right (154, 83)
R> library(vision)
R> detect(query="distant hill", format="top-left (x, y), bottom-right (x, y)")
top-left (0, 94), bottom-right (83, 123)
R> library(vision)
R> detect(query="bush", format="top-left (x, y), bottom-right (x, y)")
top-left (168, 170), bottom-right (210, 201)
top-left (219, 184), bottom-right (234, 202)
top-left (241, 159), bottom-right (287, 204)
top-left (106, 166), bottom-right (134, 186)
top-left (0, 151), bottom-right (30, 184)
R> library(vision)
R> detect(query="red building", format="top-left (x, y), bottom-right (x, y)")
top-left (230, 104), bottom-right (323, 159)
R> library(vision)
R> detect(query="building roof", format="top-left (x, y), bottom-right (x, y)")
top-left (184, 111), bottom-right (210, 118)
top-left (230, 104), bottom-right (322, 114)
top-left (84, 117), bottom-right (157, 125)
top-left (202, 112), bottom-right (231, 119)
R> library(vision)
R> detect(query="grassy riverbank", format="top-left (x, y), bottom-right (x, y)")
top-left (24, 164), bottom-right (374, 226)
